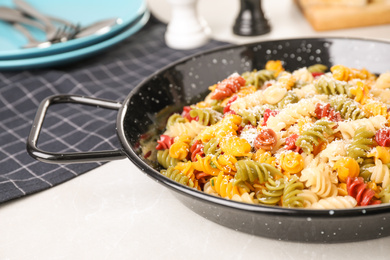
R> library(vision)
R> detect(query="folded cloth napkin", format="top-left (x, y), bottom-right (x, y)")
top-left (0, 18), bottom-right (229, 204)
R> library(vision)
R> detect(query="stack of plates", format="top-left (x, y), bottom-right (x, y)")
top-left (0, 0), bottom-right (149, 70)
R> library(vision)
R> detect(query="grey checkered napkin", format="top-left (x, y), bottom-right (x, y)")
top-left (0, 21), bottom-right (229, 203)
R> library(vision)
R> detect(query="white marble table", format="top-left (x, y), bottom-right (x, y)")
top-left (2, 0), bottom-right (390, 259)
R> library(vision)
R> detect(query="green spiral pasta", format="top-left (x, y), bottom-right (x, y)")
top-left (161, 166), bottom-right (195, 188)
top-left (295, 119), bottom-right (335, 154)
top-left (282, 176), bottom-right (305, 208)
top-left (379, 185), bottom-right (390, 203)
top-left (329, 95), bottom-right (366, 120)
top-left (157, 149), bottom-right (179, 169)
top-left (257, 178), bottom-right (285, 205)
top-left (239, 104), bottom-right (277, 126)
top-left (315, 77), bottom-right (351, 97)
top-left (189, 108), bottom-right (218, 126)
top-left (242, 69), bottom-right (275, 89)
top-left (278, 91), bottom-right (299, 109)
top-left (234, 161), bottom-right (282, 185)
top-left (238, 110), bottom-right (260, 126)
top-left (209, 100), bottom-right (224, 113)
top-left (347, 126), bottom-right (374, 162)
top-left (203, 138), bottom-right (220, 155)
top-left (307, 64), bottom-right (328, 73)
top-left (359, 158), bottom-right (375, 181)
top-left (167, 113), bottom-right (187, 128)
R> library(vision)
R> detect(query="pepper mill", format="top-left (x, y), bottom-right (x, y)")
top-left (164, 0), bottom-right (210, 50)
top-left (233, 0), bottom-right (271, 36)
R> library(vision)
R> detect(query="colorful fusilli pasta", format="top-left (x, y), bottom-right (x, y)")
top-left (149, 61), bottom-right (390, 209)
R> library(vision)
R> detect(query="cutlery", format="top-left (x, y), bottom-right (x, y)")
top-left (0, 6), bottom-right (45, 31)
top-left (0, 3), bottom-right (120, 49)
top-left (12, 23), bottom-right (52, 48)
top-left (19, 18), bottom-right (118, 48)
top-left (15, 23), bottom-right (79, 48)
top-left (13, 0), bottom-right (120, 40)
top-left (0, 6), bottom-right (77, 46)
top-left (13, 0), bottom-right (57, 40)
top-left (75, 18), bottom-right (121, 38)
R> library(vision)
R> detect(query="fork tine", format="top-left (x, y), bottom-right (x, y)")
top-left (52, 25), bottom-right (68, 43)
top-left (57, 24), bottom-right (79, 42)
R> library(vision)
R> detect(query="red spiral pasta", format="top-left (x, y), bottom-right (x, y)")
top-left (375, 127), bottom-right (390, 147)
top-left (262, 109), bottom-right (279, 126)
top-left (315, 103), bottom-right (342, 122)
top-left (223, 95), bottom-right (238, 114)
top-left (194, 171), bottom-right (211, 188)
top-left (181, 106), bottom-right (197, 122)
top-left (210, 74), bottom-right (246, 100)
top-left (156, 135), bottom-right (174, 150)
top-left (285, 134), bottom-right (301, 153)
top-left (254, 128), bottom-right (278, 151)
top-left (190, 139), bottom-right (204, 161)
top-left (347, 177), bottom-right (381, 206)
top-left (311, 72), bottom-right (324, 78)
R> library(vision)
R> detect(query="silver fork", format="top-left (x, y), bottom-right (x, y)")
top-left (13, 23), bottom-right (79, 49)
top-left (13, 0), bottom-right (58, 41)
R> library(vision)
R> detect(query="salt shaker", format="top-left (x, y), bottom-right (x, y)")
top-left (164, 0), bottom-right (210, 50)
top-left (233, 0), bottom-right (271, 36)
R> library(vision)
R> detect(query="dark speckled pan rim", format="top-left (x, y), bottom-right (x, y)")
top-left (118, 37), bottom-right (390, 218)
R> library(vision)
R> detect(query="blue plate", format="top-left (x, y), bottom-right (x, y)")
top-left (0, 0), bottom-right (146, 60)
top-left (0, 10), bottom-right (149, 70)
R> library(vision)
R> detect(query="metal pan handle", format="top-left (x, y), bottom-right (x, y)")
top-left (27, 94), bottom-right (127, 164)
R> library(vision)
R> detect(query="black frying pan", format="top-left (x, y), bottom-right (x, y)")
top-left (28, 37), bottom-right (390, 243)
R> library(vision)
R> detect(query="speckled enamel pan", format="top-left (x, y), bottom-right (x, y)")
top-left (28, 37), bottom-right (390, 243)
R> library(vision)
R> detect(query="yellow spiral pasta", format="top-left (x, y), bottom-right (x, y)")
top-left (169, 134), bottom-right (191, 160)
top-left (337, 183), bottom-right (348, 196)
top-left (265, 60), bottom-right (284, 77)
top-left (333, 157), bottom-right (360, 183)
top-left (331, 64), bottom-right (375, 82)
top-left (297, 117), bottom-right (313, 134)
top-left (349, 81), bottom-right (371, 105)
top-left (363, 99), bottom-right (388, 119)
top-left (210, 172), bottom-right (250, 199)
top-left (192, 155), bottom-right (220, 176)
top-left (220, 136), bottom-right (252, 157)
top-left (197, 114), bottom-right (241, 142)
top-left (252, 149), bottom-right (276, 166)
top-left (211, 154), bottom-right (237, 174)
top-left (367, 146), bottom-right (390, 164)
top-left (174, 161), bottom-right (201, 190)
top-left (279, 151), bottom-right (304, 176)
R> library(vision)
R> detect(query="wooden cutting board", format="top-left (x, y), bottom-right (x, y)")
top-left (294, 0), bottom-right (390, 31)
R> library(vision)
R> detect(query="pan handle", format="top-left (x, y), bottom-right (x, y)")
top-left (27, 94), bottom-right (127, 164)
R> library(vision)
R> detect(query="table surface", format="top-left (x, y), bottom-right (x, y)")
top-left (1, 0), bottom-right (390, 259)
